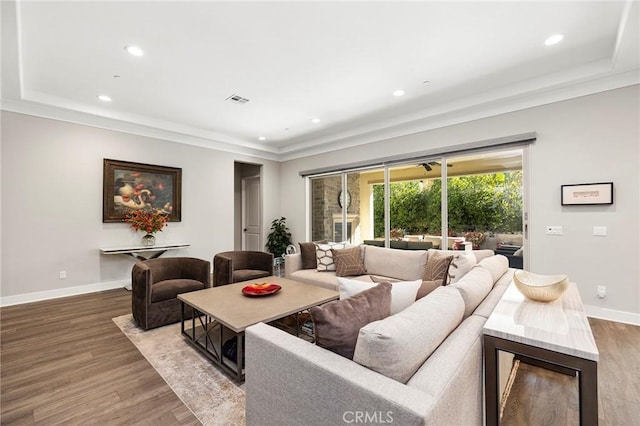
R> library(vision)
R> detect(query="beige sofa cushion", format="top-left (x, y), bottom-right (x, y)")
top-left (448, 252), bottom-right (477, 284)
top-left (353, 286), bottom-right (465, 383)
top-left (337, 277), bottom-right (421, 315)
top-left (406, 315), bottom-right (486, 425)
top-left (450, 266), bottom-right (493, 318)
top-left (473, 268), bottom-right (514, 318)
top-left (478, 254), bottom-right (509, 282)
top-left (364, 245), bottom-right (428, 281)
top-left (427, 249), bottom-right (478, 284)
top-left (472, 249), bottom-right (495, 262)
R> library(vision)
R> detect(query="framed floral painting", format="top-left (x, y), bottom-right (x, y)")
top-left (103, 159), bottom-right (182, 223)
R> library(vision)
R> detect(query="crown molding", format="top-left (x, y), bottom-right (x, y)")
top-left (1, 97), bottom-right (281, 161)
top-left (2, 68), bottom-right (638, 163)
top-left (278, 67), bottom-right (640, 161)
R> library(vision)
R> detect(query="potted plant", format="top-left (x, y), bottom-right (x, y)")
top-left (463, 231), bottom-right (486, 250)
top-left (265, 217), bottom-right (292, 261)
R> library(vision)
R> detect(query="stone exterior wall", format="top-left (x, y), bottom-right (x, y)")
top-left (311, 174), bottom-right (361, 242)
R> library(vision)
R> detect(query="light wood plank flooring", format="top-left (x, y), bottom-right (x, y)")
top-left (2, 289), bottom-right (639, 425)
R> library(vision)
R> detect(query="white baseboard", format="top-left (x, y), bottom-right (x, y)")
top-left (584, 304), bottom-right (640, 326)
top-left (0, 280), bottom-right (128, 307)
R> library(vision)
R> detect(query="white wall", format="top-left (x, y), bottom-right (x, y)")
top-left (280, 85), bottom-right (640, 320)
top-left (0, 111), bottom-right (280, 303)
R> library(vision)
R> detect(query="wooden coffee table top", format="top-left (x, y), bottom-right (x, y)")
top-left (178, 276), bottom-right (338, 332)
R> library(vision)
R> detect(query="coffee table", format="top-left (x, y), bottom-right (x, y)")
top-left (483, 282), bottom-right (599, 425)
top-left (177, 276), bottom-right (338, 382)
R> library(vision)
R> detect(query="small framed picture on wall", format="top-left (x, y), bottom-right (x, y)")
top-left (561, 182), bottom-right (613, 206)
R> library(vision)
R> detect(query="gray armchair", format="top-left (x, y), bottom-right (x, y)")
top-left (213, 251), bottom-right (273, 287)
top-left (132, 257), bottom-right (211, 330)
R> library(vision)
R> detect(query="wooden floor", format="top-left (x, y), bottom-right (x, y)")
top-left (1, 289), bottom-right (639, 425)
top-left (501, 318), bottom-right (640, 425)
top-left (0, 289), bottom-right (199, 425)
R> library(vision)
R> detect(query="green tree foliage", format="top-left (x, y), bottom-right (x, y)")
top-left (373, 172), bottom-right (522, 236)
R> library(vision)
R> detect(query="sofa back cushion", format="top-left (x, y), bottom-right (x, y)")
top-left (353, 286), bottom-right (465, 383)
top-left (364, 245), bottom-right (428, 281)
top-left (406, 315), bottom-right (486, 426)
top-left (478, 254), bottom-right (509, 282)
top-left (309, 282), bottom-right (392, 359)
top-left (427, 249), bottom-right (477, 284)
top-left (472, 249), bottom-right (495, 262)
top-left (450, 266), bottom-right (493, 318)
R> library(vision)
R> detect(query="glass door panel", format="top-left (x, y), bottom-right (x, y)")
top-left (310, 175), bottom-right (342, 242)
top-left (384, 163), bottom-right (442, 249)
top-left (446, 150), bottom-right (523, 259)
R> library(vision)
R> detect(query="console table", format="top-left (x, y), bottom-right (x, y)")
top-left (483, 282), bottom-right (599, 425)
top-left (100, 243), bottom-right (190, 290)
top-left (99, 242), bottom-right (190, 261)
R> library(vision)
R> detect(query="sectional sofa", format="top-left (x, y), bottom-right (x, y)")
top-left (246, 245), bottom-right (514, 425)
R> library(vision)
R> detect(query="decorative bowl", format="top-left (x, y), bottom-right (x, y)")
top-left (241, 283), bottom-right (281, 297)
top-left (513, 270), bottom-right (569, 303)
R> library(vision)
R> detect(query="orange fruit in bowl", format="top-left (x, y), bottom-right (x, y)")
top-left (251, 283), bottom-right (270, 289)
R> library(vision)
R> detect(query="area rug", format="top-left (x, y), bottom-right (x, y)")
top-left (112, 314), bottom-right (245, 425)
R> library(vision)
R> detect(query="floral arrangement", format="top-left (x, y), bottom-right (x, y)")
top-left (124, 209), bottom-right (168, 234)
top-left (463, 231), bottom-right (486, 249)
top-left (390, 228), bottom-right (405, 240)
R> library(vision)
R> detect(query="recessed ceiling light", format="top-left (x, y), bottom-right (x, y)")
top-left (97, 94), bottom-right (112, 102)
top-left (125, 45), bottom-right (144, 56)
top-left (258, 136), bottom-right (266, 141)
top-left (393, 89), bottom-right (405, 97)
top-left (544, 34), bottom-right (564, 46)
top-left (311, 118), bottom-right (321, 124)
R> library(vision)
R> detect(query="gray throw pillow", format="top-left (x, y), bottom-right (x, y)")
top-left (309, 282), bottom-right (392, 359)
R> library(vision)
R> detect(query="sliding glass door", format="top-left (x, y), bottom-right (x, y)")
top-left (446, 150), bottom-right (523, 256)
top-left (308, 148), bottom-right (526, 267)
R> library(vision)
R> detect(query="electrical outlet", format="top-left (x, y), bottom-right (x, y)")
top-left (59, 271), bottom-right (67, 279)
top-left (597, 285), bottom-right (606, 298)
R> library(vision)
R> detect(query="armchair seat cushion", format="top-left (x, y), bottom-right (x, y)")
top-left (233, 269), bottom-right (271, 282)
top-left (151, 279), bottom-right (206, 303)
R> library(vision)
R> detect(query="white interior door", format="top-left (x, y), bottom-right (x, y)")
top-left (242, 176), bottom-right (261, 251)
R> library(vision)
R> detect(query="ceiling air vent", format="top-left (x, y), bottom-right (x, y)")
top-left (226, 94), bottom-right (250, 104)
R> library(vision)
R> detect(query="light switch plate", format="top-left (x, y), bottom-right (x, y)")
top-left (546, 226), bottom-right (563, 235)
top-left (593, 226), bottom-right (607, 236)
